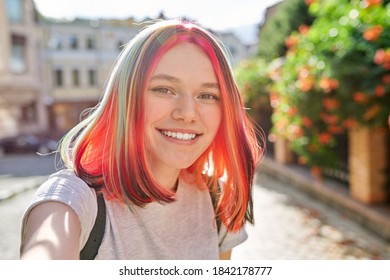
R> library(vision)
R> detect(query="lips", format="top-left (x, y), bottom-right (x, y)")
top-left (159, 129), bottom-right (198, 141)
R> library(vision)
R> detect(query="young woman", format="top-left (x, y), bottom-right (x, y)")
top-left (20, 19), bottom-right (262, 260)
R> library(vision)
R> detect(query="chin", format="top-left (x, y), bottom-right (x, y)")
top-left (172, 159), bottom-right (198, 170)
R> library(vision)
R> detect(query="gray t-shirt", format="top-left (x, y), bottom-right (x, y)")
top-left (20, 169), bottom-right (247, 259)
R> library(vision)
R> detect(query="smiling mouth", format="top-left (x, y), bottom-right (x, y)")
top-left (159, 130), bottom-right (198, 141)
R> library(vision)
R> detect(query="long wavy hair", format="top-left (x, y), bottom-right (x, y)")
top-left (60, 19), bottom-right (262, 232)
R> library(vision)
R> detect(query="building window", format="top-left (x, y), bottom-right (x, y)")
top-left (10, 34), bottom-right (26, 73)
top-left (22, 102), bottom-right (37, 123)
top-left (86, 37), bottom-right (95, 50)
top-left (72, 69), bottom-right (80, 86)
top-left (54, 69), bottom-right (63, 87)
top-left (69, 35), bottom-right (78, 49)
top-left (48, 35), bottom-right (62, 50)
top-left (6, 0), bottom-right (23, 23)
top-left (88, 69), bottom-right (96, 86)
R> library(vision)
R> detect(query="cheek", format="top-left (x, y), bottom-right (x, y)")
top-left (205, 107), bottom-right (222, 136)
top-left (213, 115), bottom-right (222, 134)
top-left (144, 98), bottom-right (166, 124)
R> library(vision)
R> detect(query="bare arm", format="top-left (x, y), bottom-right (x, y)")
top-left (219, 250), bottom-right (232, 260)
top-left (20, 201), bottom-right (81, 260)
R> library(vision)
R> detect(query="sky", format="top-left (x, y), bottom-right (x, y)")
top-left (32, 0), bottom-right (283, 44)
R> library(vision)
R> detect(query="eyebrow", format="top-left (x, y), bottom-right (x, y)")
top-left (150, 74), bottom-right (220, 89)
top-left (150, 74), bottom-right (180, 83)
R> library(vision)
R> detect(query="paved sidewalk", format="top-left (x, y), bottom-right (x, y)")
top-left (234, 173), bottom-right (390, 259)
top-left (259, 157), bottom-right (390, 242)
top-left (0, 175), bottom-right (48, 201)
top-left (0, 154), bottom-right (57, 201)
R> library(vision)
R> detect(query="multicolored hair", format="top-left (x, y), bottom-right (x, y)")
top-left (60, 19), bottom-right (263, 232)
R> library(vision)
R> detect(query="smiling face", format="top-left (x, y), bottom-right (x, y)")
top-left (144, 42), bottom-right (222, 188)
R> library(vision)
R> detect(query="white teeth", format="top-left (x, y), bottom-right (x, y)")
top-left (161, 130), bottom-right (196, 140)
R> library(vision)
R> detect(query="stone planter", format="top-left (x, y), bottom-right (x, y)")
top-left (274, 136), bottom-right (294, 165)
top-left (348, 126), bottom-right (389, 204)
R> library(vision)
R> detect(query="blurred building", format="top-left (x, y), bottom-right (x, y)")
top-left (1, 0), bottom-right (254, 139)
top-left (0, 0), bottom-right (47, 138)
top-left (40, 18), bottom-right (141, 134)
top-left (217, 31), bottom-right (257, 66)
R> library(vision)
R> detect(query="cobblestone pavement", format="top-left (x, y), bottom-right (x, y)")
top-left (234, 173), bottom-right (390, 260)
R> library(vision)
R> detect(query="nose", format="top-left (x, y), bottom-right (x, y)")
top-left (171, 95), bottom-right (198, 123)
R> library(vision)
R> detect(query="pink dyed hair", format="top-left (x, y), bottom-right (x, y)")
top-left (60, 19), bottom-right (263, 231)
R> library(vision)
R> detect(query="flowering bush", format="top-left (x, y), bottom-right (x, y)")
top-left (235, 58), bottom-right (273, 122)
top-left (271, 0), bottom-right (390, 173)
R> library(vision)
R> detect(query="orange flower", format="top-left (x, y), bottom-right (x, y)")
top-left (288, 107), bottom-right (298, 116)
top-left (319, 78), bottom-right (339, 93)
top-left (319, 133), bottom-right (332, 144)
top-left (298, 156), bottom-right (308, 165)
top-left (327, 115), bottom-right (339, 125)
top-left (383, 75), bottom-right (390, 84)
top-left (285, 35), bottom-right (298, 49)
top-left (296, 127), bottom-right (304, 138)
top-left (364, 0), bottom-right (382, 7)
top-left (328, 125), bottom-right (343, 134)
top-left (323, 98), bottom-right (340, 111)
top-left (299, 78), bottom-right (315, 92)
top-left (363, 25), bottom-right (383, 41)
top-left (310, 166), bottom-right (322, 179)
top-left (374, 49), bottom-right (390, 68)
top-left (353, 91), bottom-right (369, 104)
top-left (321, 113), bottom-right (339, 125)
top-left (384, 50), bottom-right (390, 67)
top-left (298, 67), bottom-right (315, 92)
top-left (375, 85), bottom-right (385, 97)
top-left (363, 105), bottom-right (381, 120)
top-left (287, 124), bottom-right (304, 139)
top-left (343, 118), bottom-right (358, 129)
top-left (374, 49), bottom-right (385, 64)
top-left (302, 116), bottom-right (313, 128)
top-left (304, 0), bottom-right (315, 5)
top-left (299, 24), bottom-right (310, 35)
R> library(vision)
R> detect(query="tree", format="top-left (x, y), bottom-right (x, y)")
top-left (258, 0), bottom-right (314, 61)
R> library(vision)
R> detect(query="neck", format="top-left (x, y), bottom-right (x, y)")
top-left (146, 159), bottom-right (181, 191)
top-left (158, 173), bottom-right (180, 191)
top-left (151, 167), bottom-right (181, 191)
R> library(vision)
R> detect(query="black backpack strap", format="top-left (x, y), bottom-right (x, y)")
top-left (80, 188), bottom-right (106, 260)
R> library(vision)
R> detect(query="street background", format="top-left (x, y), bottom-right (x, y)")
top-left (1, 154), bottom-right (389, 260)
